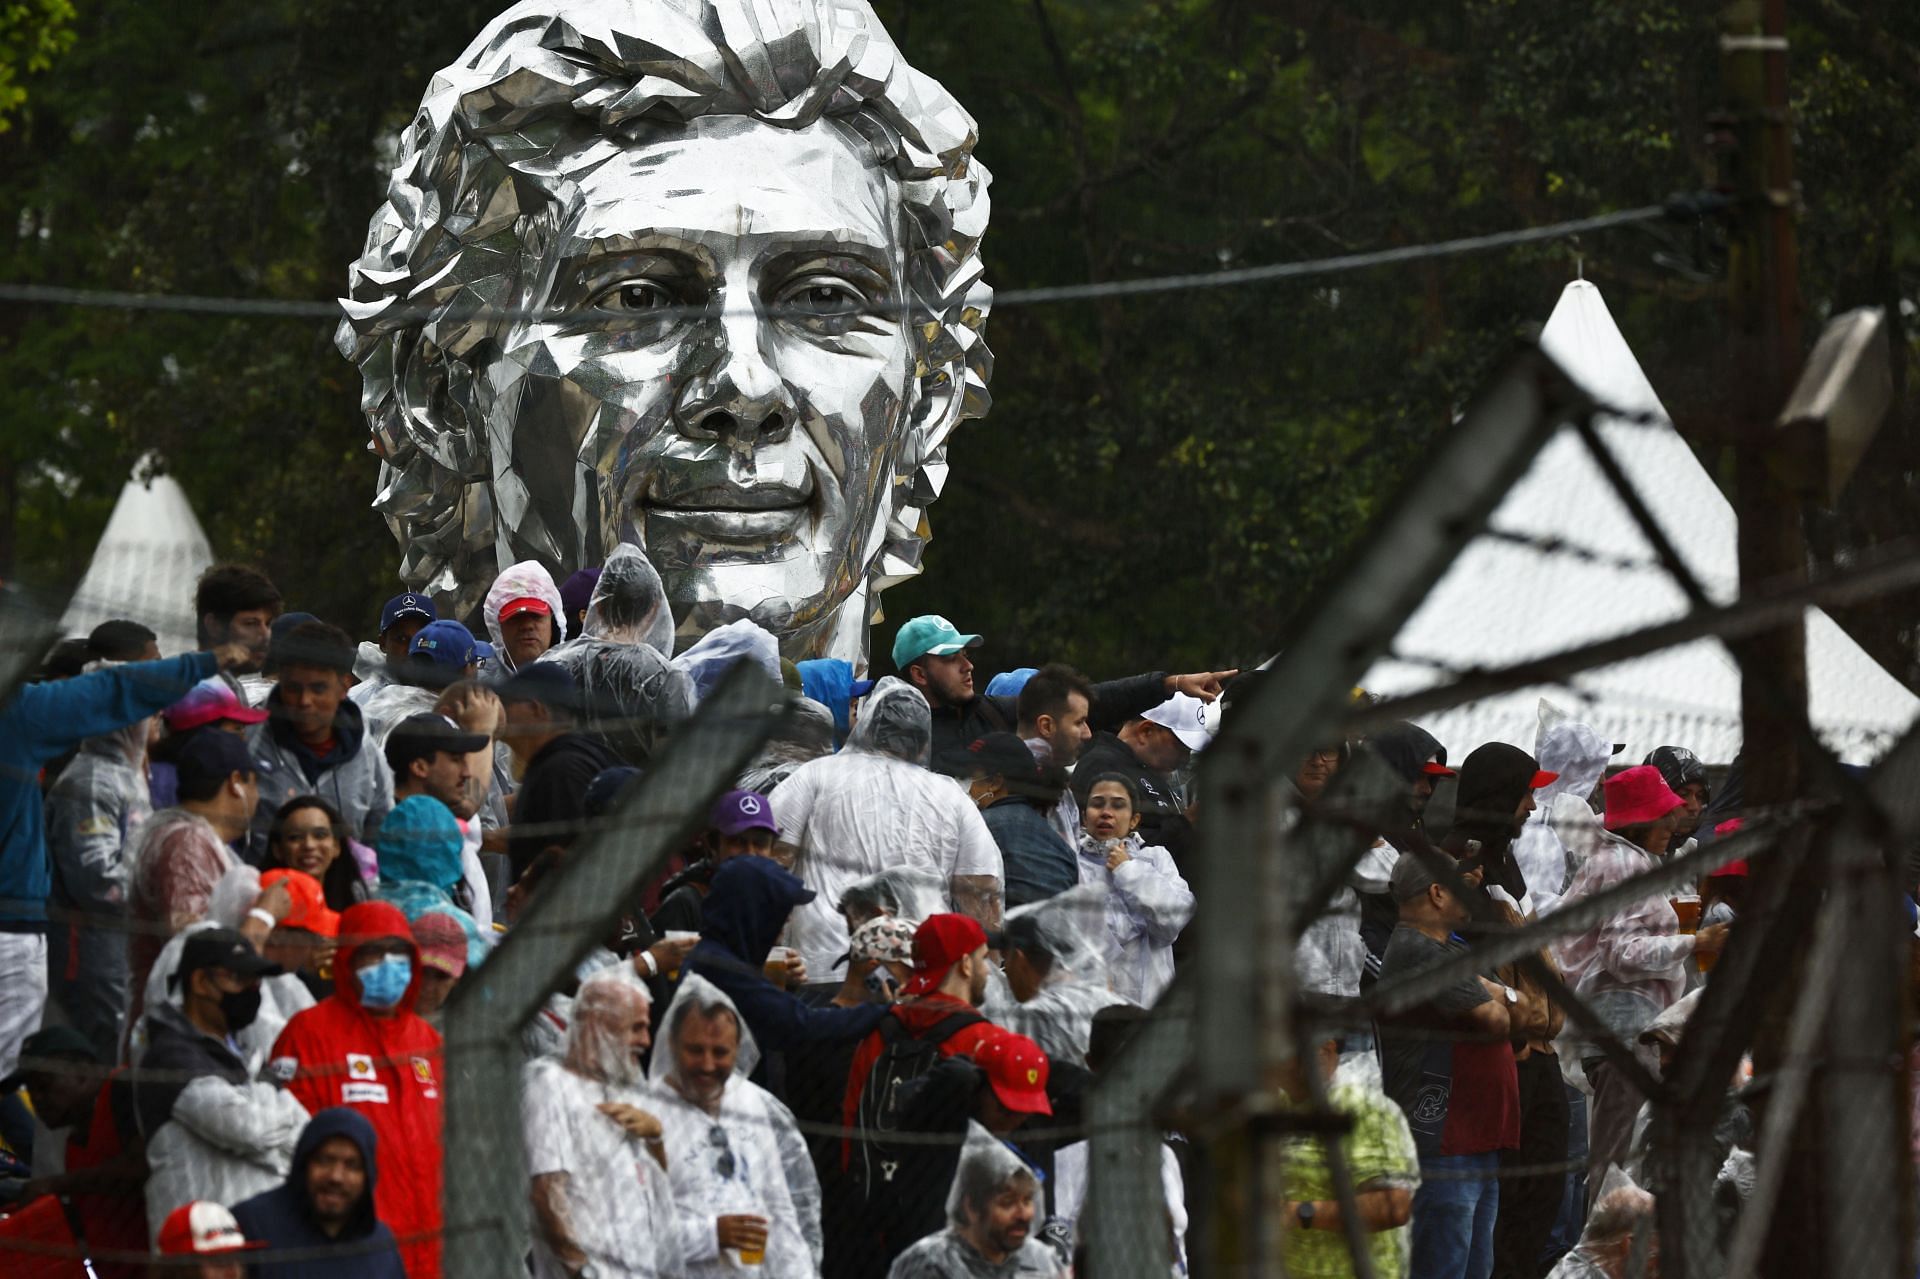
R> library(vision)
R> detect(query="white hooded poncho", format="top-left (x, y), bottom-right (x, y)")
top-left (648, 975), bottom-right (823, 1278)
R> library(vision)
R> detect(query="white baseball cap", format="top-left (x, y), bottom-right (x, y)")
top-left (1141, 693), bottom-right (1211, 752)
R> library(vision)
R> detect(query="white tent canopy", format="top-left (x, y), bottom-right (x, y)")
top-left (1362, 280), bottom-right (1918, 764)
top-left (60, 460), bottom-right (214, 658)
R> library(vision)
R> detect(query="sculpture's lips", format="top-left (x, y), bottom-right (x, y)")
top-left (642, 480), bottom-right (813, 542)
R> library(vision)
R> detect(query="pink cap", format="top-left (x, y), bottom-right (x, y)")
top-left (165, 679), bottom-right (270, 732)
top-left (1603, 765), bottom-right (1685, 831)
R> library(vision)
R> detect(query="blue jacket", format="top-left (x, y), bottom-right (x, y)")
top-left (0, 652), bottom-right (215, 929)
top-left (984, 796), bottom-right (1079, 908)
top-left (683, 855), bottom-right (886, 1051)
top-left (230, 1107), bottom-right (406, 1279)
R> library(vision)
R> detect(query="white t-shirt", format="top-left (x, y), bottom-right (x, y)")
top-left (522, 1058), bottom-right (682, 1279)
top-left (774, 752), bottom-right (1004, 978)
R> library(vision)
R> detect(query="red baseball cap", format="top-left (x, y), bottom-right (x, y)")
top-left (157, 1201), bottom-right (267, 1256)
top-left (1421, 759), bottom-right (1457, 778)
top-left (1527, 769), bottom-right (1560, 789)
top-left (901, 914), bottom-right (988, 997)
top-left (411, 910), bottom-right (469, 979)
top-left (260, 868), bottom-right (340, 938)
top-left (498, 596), bottom-right (552, 621)
top-left (972, 1031), bottom-right (1052, 1115)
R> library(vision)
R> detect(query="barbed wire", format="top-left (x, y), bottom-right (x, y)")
top-left (0, 203), bottom-right (1689, 326)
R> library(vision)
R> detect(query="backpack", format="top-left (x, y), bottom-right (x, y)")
top-left (852, 1008), bottom-right (986, 1199)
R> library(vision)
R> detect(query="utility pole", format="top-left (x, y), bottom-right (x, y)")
top-left (1718, 1), bottom-right (1817, 1274)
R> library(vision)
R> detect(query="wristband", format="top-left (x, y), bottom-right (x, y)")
top-left (637, 950), bottom-right (659, 977)
top-left (247, 908), bottom-right (278, 930)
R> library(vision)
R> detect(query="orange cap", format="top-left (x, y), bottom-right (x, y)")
top-left (260, 868), bottom-right (340, 938)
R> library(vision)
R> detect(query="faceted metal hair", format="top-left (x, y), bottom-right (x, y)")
top-left (335, 0), bottom-right (993, 634)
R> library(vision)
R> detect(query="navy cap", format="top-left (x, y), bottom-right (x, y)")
top-left (176, 729), bottom-right (271, 791)
top-left (380, 592), bottom-right (437, 634)
top-left (494, 661), bottom-right (579, 709)
top-left (409, 620), bottom-right (478, 670)
top-left (173, 927), bottom-right (282, 989)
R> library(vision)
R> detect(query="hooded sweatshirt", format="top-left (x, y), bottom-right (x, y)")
top-left (269, 902), bottom-right (442, 1279)
top-left (247, 693), bottom-right (394, 859)
top-left (683, 857), bottom-right (887, 1052)
top-left (231, 1106), bottom-right (407, 1279)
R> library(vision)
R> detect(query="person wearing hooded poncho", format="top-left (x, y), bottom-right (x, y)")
top-left (482, 560), bottom-right (569, 677)
top-left (988, 886), bottom-right (1132, 1070)
top-left (648, 975), bottom-right (824, 1278)
top-left (773, 678), bottom-right (1004, 983)
top-left (1510, 702), bottom-right (1615, 917)
top-left (230, 1107), bottom-right (408, 1279)
top-left (536, 545), bottom-right (695, 763)
top-left (522, 968), bottom-right (681, 1279)
top-left (370, 795), bottom-right (491, 973)
top-left (887, 1122), bottom-right (1067, 1278)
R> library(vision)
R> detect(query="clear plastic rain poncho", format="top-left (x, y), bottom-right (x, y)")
top-left (522, 967), bottom-right (682, 1279)
top-left (773, 678), bottom-right (1003, 979)
top-left (737, 697), bottom-right (836, 794)
top-left (671, 618), bottom-right (783, 705)
top-left (837, 865), bottom-right (949, 931)
top-left (538, 545), bottom-right (695, 763)
top-left (888, 1121), bottom-right (1066, 1278)
top-left (1545, 1166), bottom-right (1658, 1279)
top-left (646, 975), bottom-right (822, 1278)
top-left (989, 885), bottom-right (1131, 1069)
top-left (848, 676), bottom-right (934, 766)
top-left (1073, 828), bottom-right (1194, 1008)
top-left (484, 559), bottom-right (569, 672)
top-left (1514, 700), bottom-right (1616, 915)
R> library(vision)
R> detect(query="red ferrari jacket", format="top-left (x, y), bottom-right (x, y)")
top-left (270, 901), bottom-right (443, 1279)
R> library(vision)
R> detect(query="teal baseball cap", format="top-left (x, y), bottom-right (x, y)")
top-left (891, 615), bottom-right (984, 670)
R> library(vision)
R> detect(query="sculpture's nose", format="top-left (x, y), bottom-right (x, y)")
top-left (672, 305), bottom-right (798, 456)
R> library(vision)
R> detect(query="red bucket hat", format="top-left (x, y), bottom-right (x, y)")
top-left (1603, 765), bottom-right (1685, 831)
top-left (901, 914), bottom-right (987, 997)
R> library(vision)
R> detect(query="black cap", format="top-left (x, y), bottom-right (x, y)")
top-left (493, 661), bottom-right (580, 710)
top-left (0, 1025), bottom-right (99, 1093)
top-left (1644, 745), bottom-right (1708, 794)
top-left (385, 712), bottom-right (490, 775)
top-left (171, 928), bottom-right (283, 991)
top-left (176, 730), bottom-right (271, 792)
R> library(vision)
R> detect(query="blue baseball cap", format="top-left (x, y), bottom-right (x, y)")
top-left (176, 729), bottom-right (273, 792)
top-left (409, 620), bottom-right (478, 669)
top-left (891, 615), bottom-right (983, 670)
top-left (380, 592), bottom-right (437, 634)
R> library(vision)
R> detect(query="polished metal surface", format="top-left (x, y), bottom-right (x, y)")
top-left (337, 0), bottom-right (993, 665)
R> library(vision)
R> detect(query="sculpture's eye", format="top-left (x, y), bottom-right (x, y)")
top-left (598, 280), bottom-right (676, 312)
top-left (780, 278), bottom-right (865, 321)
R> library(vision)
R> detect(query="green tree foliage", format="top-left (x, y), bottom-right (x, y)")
top-left (2, 1), bottom-right (1915, 684)
top-left (0, 0), bottom-right (75, 131)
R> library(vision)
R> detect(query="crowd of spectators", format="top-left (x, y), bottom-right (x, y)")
top-left (0, 553), bottom-right (1784, 1279)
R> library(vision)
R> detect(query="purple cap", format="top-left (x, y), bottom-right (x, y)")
top-left (559, 568), bottom-right (602, 622)
top-left (709, 788), bottom-right (777, 837)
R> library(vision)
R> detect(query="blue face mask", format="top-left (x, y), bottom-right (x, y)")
top-left (357, 955), bottom-right (412, 1010)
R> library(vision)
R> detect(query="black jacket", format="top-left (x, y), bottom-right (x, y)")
top-left (132, 1002), bottom-right (249, 1141)
top-left (231, 1107), bottom-right (406, 1279)
top-left (508, 731), bottom-right (623, 876)
top-left (1071, 732), bottom-right (1193, 861)
top-left (925, 671), bottom-right (1169, 761)
top-left (682, 856), bottom-right (887, 1053)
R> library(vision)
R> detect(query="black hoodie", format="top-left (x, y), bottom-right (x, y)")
top-left (230, 1107), bottom-right (406, 1279)
top-left (681, 855), bottom-right (887, 1054)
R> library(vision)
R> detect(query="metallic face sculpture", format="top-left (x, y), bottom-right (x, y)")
top-left (337, 0), bottom-right (993, 663)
